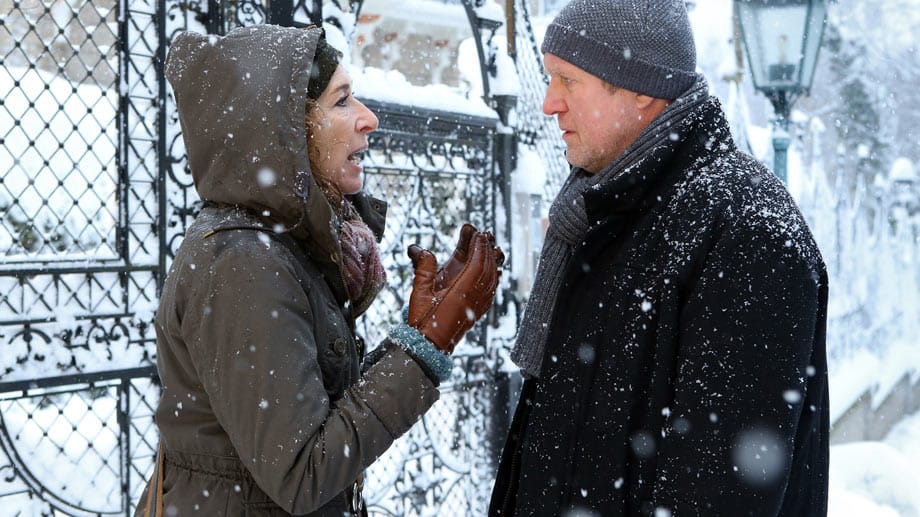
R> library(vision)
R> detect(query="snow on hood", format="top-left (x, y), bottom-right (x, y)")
top-left (165, 25), bottom-right (323, 229)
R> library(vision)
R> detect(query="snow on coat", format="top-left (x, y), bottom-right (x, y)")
top-left (137, 25), bottom-right (439, 516)
top-left (491, 96), bottom-right (829, 516)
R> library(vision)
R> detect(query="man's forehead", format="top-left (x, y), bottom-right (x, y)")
top-left (543, 53), bottom-right (611, 86)
top-left (543, 52), bottom-right (571, 75)
top-left (544, 52), bottom-right (593, 78)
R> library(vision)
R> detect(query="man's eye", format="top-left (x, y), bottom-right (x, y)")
top-left (549, 74), bottom-right (572, 87)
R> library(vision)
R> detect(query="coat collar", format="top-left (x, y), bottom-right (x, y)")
top-left (346, 191), bottom-right (388, 242)
top-left (287, 189), bottom-right (388, 309)
top-left (203, 189), bottom-right (388, 310)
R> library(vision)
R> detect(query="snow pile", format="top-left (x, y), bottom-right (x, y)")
top-left (829, 411), bottom-right (920, 516)
top-left (350, 64), bottom-right (496, 118)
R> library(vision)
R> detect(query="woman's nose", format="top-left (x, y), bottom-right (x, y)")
top-left (356, 100), bottom-right (379, 133)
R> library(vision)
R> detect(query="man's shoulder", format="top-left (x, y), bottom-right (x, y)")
top-left (670, 150), bottom-right (824, 266)
top-left (674, 148), bottom-right (790, 214)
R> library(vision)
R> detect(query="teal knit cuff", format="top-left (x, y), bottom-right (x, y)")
top-left (388, 323), bottom-right (453, 383)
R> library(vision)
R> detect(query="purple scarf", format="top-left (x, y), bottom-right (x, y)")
top-left (339, 215), bottom-right (385, 317)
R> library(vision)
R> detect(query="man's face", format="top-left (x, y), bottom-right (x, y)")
top-left (542, 53), bottom-right (645, 174)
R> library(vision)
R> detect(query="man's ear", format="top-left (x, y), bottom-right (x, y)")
top-left (635, 94), bottom-right (656, 110)
top-left (636, 94), bottom-right (671, 116)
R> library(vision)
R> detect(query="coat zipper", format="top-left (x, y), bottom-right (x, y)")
top-left (498, 445), bottom-right (522, 515)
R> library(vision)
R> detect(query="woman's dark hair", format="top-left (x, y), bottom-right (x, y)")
top-left (307, 36), bottom-right (342, 100)
top-left (304, 32), bottom-right (347, 209)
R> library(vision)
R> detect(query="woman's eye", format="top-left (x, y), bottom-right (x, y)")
top-left (335, 94), bottom-right (349, 107)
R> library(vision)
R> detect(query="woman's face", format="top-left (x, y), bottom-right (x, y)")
top-left (307, 65), bottom-right (379, 196)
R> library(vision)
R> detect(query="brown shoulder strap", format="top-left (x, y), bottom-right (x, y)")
top-left (144, 443), bottom-right (165, 517)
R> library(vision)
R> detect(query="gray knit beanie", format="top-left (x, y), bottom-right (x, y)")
top-left (541, 0), bottom-right (697, 99)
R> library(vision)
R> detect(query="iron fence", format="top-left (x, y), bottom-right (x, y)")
top-left (511, 0), bottom-right (570, 199)
top-left (1, 0), bottom-right (161, 513)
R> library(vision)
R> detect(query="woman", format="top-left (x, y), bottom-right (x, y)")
top-left (138, 25), bottom-right (503, 516)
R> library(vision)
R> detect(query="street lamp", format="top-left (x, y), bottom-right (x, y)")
top-left (734, 0), bottom-right (827, 183)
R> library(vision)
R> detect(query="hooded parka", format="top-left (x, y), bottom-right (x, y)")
top-left (490, 96), bottom-right (829, 516)
top-left (138, 25), bottom-right (440, 516)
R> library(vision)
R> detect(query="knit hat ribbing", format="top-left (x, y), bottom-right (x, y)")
top-left (541, 0), bottom-right (698, 99)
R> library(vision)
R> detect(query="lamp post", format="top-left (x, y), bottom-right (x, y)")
top-left (734, 0), bottom-right (827, 183)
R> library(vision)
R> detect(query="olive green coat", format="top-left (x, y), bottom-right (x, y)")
top-left (137, 25), bottom-right (439, 516)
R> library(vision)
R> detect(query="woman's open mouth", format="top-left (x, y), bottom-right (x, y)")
top-left (347, 148), bottom-right (366, 165)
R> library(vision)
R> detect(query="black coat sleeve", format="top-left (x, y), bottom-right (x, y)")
top-left (650, 217), bottom-right (828, 516)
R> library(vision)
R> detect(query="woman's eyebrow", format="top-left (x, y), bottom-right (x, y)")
top-left (328, 82), bottom-right (351, 97)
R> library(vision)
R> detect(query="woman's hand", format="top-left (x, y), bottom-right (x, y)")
top-left (408, 223), bottom-right (475, 292)
top-left (407, 228), bottom-right (504, 354)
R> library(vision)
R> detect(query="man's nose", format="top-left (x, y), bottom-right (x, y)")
top-left (542, 80), bottom-right (565, 116)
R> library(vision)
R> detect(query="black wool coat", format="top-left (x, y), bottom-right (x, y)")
top-left (490, 97), bottom-right (829, 517)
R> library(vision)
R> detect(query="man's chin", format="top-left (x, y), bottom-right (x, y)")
top-left (565, 154), bottom-right (594, 174)
top-left (564, 150), bottom-right (579, 168)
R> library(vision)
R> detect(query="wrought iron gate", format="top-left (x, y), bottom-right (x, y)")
top-left (0, 0), bottom-right (555, 514)
top-left (1, 0), bottom-right (161, 513)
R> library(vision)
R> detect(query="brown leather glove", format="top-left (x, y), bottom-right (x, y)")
top-left (409, 222), bottom-right (476, 292)
top-left (407, 229), bottom-right (504, 354)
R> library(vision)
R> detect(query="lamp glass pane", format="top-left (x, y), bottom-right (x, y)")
top-left (799, 1), bottom-right (826, 93)
top-left (737, 1), bottom-right (809, 91)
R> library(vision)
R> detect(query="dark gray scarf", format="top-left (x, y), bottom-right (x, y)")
top-left (511, 77), bottom-right (710, 377)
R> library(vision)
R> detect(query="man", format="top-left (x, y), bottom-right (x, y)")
top-left (489, 0), bottom-right (829, 515)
